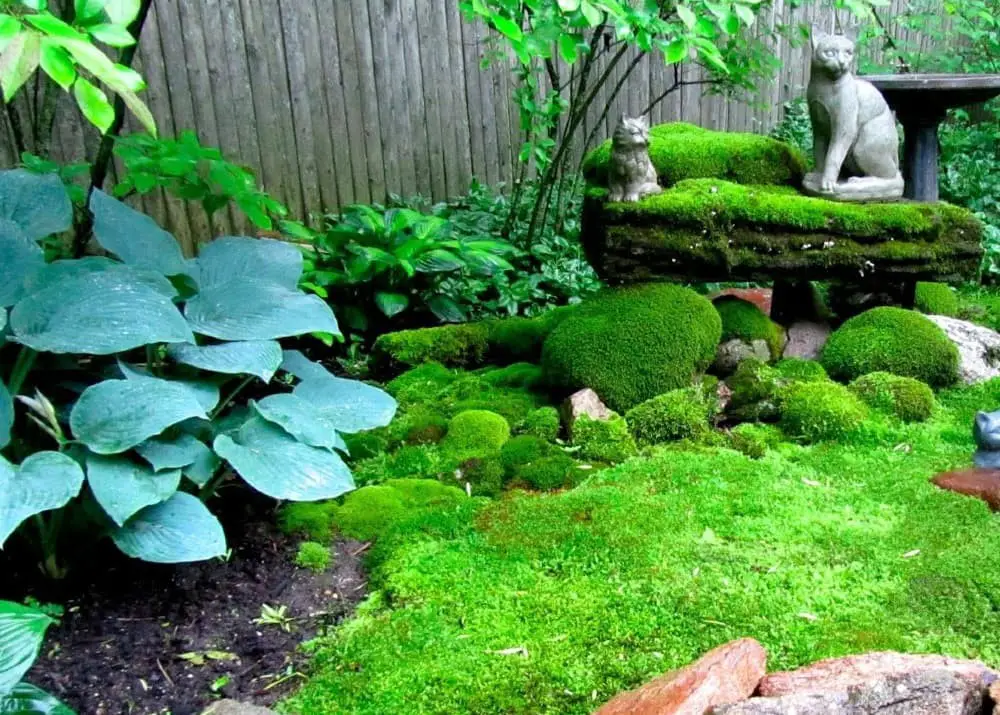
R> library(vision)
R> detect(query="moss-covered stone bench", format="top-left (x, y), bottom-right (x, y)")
top-left (581, 123), bottom-right (983, 291)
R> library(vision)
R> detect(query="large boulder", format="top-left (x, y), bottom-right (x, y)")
top-left (925, 315), bottom-right (1000, 385)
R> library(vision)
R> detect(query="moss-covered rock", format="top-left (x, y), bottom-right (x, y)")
top-left (726, 359), bottom-right (782, 420)
top-left (571, 414), bottom-right (638, 464)
top-left (453, 457), bottom-right (505, 497)
top-left (478, 362), bottom-right (545, 390)
top-left (714, 296), bottom-right (784, 360)
top-left (517, 406), bottom-right (561, 441)
top-left (441, 410), bottom-right (511, 460)
top-left (541, 283), bottom-right (721, 412)
top-left (774, 358), bottom-right (828, 382)
top-left (518, 454), bottom-right (581, 491)
top-left (728, 423), bottom-right (784, 459)
top-left (821, 307), bottom-right (959, 388)
top-left (389, 445), bottom-right (445, 479)
top-left (500, 435), bottom-right (553, 477)
top-left (915, 282), bottom-right (960, 317)
top-left (403, 411), bottom-right (449, 445)
top-left (780, 381), bottom-right (868, 443)
top-left (342, 430), bottom-right (389, 462)
top-left (850, 371), bottom-right (936, 423)
top-left (386, 362), bottom-right (458, 405)
top-left (332, 479), bottom-right (466, 541)
top-left (625, 387), bottom-right (715, 446)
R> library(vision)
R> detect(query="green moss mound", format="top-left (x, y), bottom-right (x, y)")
top-left (714, 296), bottom-right (783, 359)
top-left (915, 282), bottom-right (960, 317)
top-left (441, 410), bottom-right (511, 460)
top-left (478, 363), bottom-right (545, 390)
top-left (332, 479), bottom-right (467, 541)
top-left (541, 284), bottom-right (721, 412)
top-left (278, 502), bottom-right (337, 541)
top-left (780, 381), bottom-right (868, 443)
top-left (517, 406), bottom-right (561, 441)
top-left (728, 423), bottom-right (784, 459)
top-left (500, 435), bottom-right (554, 477)
top-left (454, 457), bottom-right (505, 497)
top-left (821, 308), bottom-right (959, 388)
top-left (625, 387), bottom-right (714, 446)
top-left (583, 122), bottom-right (807, 188)
top-left (342, 431), bottom-right (389, 462)
top-left (295, 541), bottom-right (331, 572)
top-left (850, 372), bottom-right (936, 423)
top-left (571, 414), bottom-right (638, 464)
top-left (775, 358), bottom-right (828, 382)
top-left (519, 454), bottom-right (581, 491)
top-left (386, 362), bottom-right (458, 405)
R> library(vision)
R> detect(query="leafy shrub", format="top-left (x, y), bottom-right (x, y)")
top-left (441, 410), bottom-right (511, 460)
top-left (332, 479), bottom-right (466, 541)
top-left (625, 387), bottom-right (715, 446)
top-left (0, 600), bottom-right (70, 712)
top-left (850, 372), bottom-right (936, 423)
top-left (769, 98), bottom-right (813, 160)
top-left (571, 414), bottom-right (638, 464)
top-left (780, 381), bottom-right (868, 443)
top-left (517, 407), bottom-right (561, 441)
top-left (541, 284), bottom-right (722, 412)
top-left (714, 296), bottom-right (784, 359)
top-left (915, 282), bottom-right (960, 317)
top-left (728, 423), bottom-right (783, 459)
top-left (519, 454), bottom-right (580, 491)
top-left (279, 502), bottom-right (337, 541)
top-left (0, 170), bottom-right (396, 575)
top-left (295, 541), bottom-right (332, 572)
top-left (821, 307), bottom-right (959, 388)
top-left (774, 358), bottom-right (828, 383)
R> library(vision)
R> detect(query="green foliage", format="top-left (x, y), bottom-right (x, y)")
top-left (342, 431), bottom-right (390, 463)
top-left (774, 358), bottom-right (828, 383)
top-left (915, 282), bottom-right (960, 317)
top-left (821, 308), bottom-right (960, 388)
top-left (519, 454), bottom-right (580, 491)
top-left (441, 410), bottom-right (511, 460)
top-left (727, 359), bottom-right (781, 411)
top-left (625, 387), bottom-right (715, 446)
top-left (278, 502), bottom-right (337, 541)
top-left (769, 98), bottom-right (813, 160)
top-left (500, 435), bottom-right (554, 477)
top-left (727, 423), bottom-right (783, 459)
top-left (0, 600), bottom-right (71, 713)
top-left (714, 296), bottom-right (784, 359)
top-left (517, 407), bottom-right (561, 441)
top-left (570, 414), bottom-right (637, 464)
top-left (780, 381), bottom-right (868, 443)
top-left (332, 479), bottom-right (467, 542)
top-left (295, 541), bottom-right (332, 573)
top-left (478, 362), bottom-right (545, 390)
top-left (850, 372), bottom-right (936, 423)
top-left (386, 362), bottom-right (460, 405)
top-left (455, 457), bottom-right (506, 497)
top-left (541, 284), bottom-right (721, 412)
top-left (403, 412), bottom-right (449, 446)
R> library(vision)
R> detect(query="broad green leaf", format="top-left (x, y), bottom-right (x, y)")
top-left (97, 68), bottom-right (155, 135)
top-left (0, 681), bottom-right (75, 714)
top-left (0, 168), bottom-right (72, 240)
top-left (114, 361), bottom-right (219, 412)
top-left (279, 350), bottom-right (334, 381)
top-left (490, 15), bottom-right (522, 42)
top-left (293, 376), bottom-right (397, 434)
top-left (0, 30), bottom-right (39, 101)
top-left (0, 15), bottom-right (20, 45)
top-left (166, 341), bottom-right (282, 382)
top-left (374, 291), bottom-right (409, 318)
top-left (103, 0), bottom-right (140, 24)
top-left (135, 433), bottom-right (214, 472)
top-left (0, 452), bottom-right (85, 547)
top-left (558, 34), bottom-right (579, 64)
top-left (214, 417), bottom-right (354, 501)
top-left (70, 378), bottom-right (207, 454)
top-left (427, 294), bottom-right (467, 323)
top-left (0, 220), bottom-right (43, 307)
top-left (734, 3), bottom-right (755, 25)
top-left (73, 76), bottom-right (114, 133)
top-left (110, 492), bottom-right (226, 563)
top-left (24, 14), bottom-right (83, 40)
top-left (252, 394), bottom-right (347, 451)
top-left (75, 0), bottom-right (108, 24)
top-left (181, 445), bottom-right (221, 487)
top-left (558, 0), bottom-right (581, 10)
top-left (39, 40), bottom-right (74, 89)
top-left (665, 37), bottom-right (688, 63)
top-left (194, 237), bottom-right (303, 291)
top-left (86, 454), bottom-right (180, 526)
top-left (185, 282), bottom-right (339, 341)
top-left (24, 258), bottom-right (178, 300)
top-left (89, 190), bottom-right (187, 276)
top-left (87, 22), bottom-right (134, 47)
top-left (579, 0), bottom-right (603, 25)
top-left (54, 36), bottom-right (115, 77)
top-left (0, 601), bottom-right (54, 696)
top-left (676, 4), bottom-right (697, 28)
top-left (0, 379), bottom-right (10, 449)
top-left (416, 249), bottom-right (464, 273)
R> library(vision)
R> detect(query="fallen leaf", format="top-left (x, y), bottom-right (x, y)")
top-left (902, 549), bottom-right (921, 559)
top-left (801, 478), bottom-right (821, 487)
top-left (491, 646), bottom-right (529, 657)
top-left (797, 612), bottom-right (818, 621)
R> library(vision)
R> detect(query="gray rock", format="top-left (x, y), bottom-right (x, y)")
top-left (714, 339), bottom-right (772, 375)
top-left (782, 321), bottom-right (830, 361)
top-left (926, 315), bottom-right (1000, 384)
top-left (201, 701), bottom-right (276, 715)
top-left (561, 389), bottom-right (612, 439)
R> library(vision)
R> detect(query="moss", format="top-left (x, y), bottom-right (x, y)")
top-left (447, 390), bottom-right (544, 426)
top-left (386, 362), bottom-right (458, 405)
top-left (727, 359), bottom-right (781, 408)
top-left (821, 307), bottom-right (959, 388)
top-left (915, 282), bottom-right (960, 317)
top-left (714, 296), bottom-right (784, 359)
top-left (389, 445), bottom-right (446, 479)
top-left (478, 362), bottom-right (545, 390)
top-left (342, 430), bottom-right (389, 463)
top-left (541, 284), bottom-right (721, 412)
top-left (403, 412), bottom-right (449, 446)
top-left (728, 423), bottom-right (784, 459)
top-left (850, 372), bottom-right (936, 423)
top-left (517, 406), bottom-right (561, 441)
top-left (295, 541), bottom-right (331, 572)
top-left (625, 387), bottom-right (715, 446)
top-left (775, 358), bottom-right (828, 382)
top-left (332, 479), bottom-right (466, 541)
top-left (583, 122), bottom-right (807, 188)
top-left (780, 381), bottom-right (868, 443)
top-left (453, 457), bottom-right (505, 497)
top-left (571, 414), bottom-right (638, 464)
top-left (486, 305), bottom-right (579, 363)
top-left (500, 435), bottom-right (554, 476)
top-left (278, 502), bottom-right (337, 540)
top-left (441, 410), bottom-right (511, 460)
top-left (519, 454), bottom-right (581, 491)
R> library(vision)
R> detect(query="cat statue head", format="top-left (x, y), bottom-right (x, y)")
top-left (974, 410), bottom-right (1000, 451)
top-left (811, 31), bottom-right (855, 80)
top-left (613, 114), bottom-right (650, 150)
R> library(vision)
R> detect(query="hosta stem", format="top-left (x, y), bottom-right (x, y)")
top-left (7, 347), bottom-right (37, 395)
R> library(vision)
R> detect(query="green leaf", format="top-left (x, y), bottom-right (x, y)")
top-left (0, 601), bottom-right (54, 696)
top-left (558, 34), bottom-right (579, 64)
top-left (73, 77), bottom-right (114, 133)
top-left (75, 0), bottom-right (108, 24)
top-left (0, 220), bottom-right (43, 307)
top-left (39, 41), bottom-right (74, 89)
top-left (110, 492), bottom-right (226, 563)
top-left (292, 376), bottom-right (397, 434)
top-left (97, 69), bottom-right (155, 136)
top-left (0, 452), bottom-right (85, 547)
top-left (24, 258), bottom-right (178, 300)
top-left (0, 379), bottom-right (10, 449)
top-left (70, 378), bottom-right (208, 455)
top-left (734, 3), bottom-right (755, 25)
top-left (10, 270), bottom-right (193, 354)
top-left (0, 682), bottom-right (75, 714)
top-left (24, 14), bottom-right (83, 40)
top-left (194, 237), bottom-right (303, 291)
top-left (167, 340), bottom-right (283, 382)
top-left (676, 4), bottom-right (697, 29)
top-left (0, 30), bottom-right (40, 104)
top-left (86, 454), bottom-right (180, 526)
top-left (0, 169), bottom-right (72, 240)
top-left (374, 291), bottom-right (409, 318)
top-left (665, 37), bottom-right (688, 63)
top-left (579, 0), bottom-right (603, 25)
top-left (181, 445), bottom-right (221, 487)
top-left (90, 190), bottom-right (187, 275)
top-left (558, 0), bottom-right (580, 10)
top-left (279, 350), bottom-right (334, 382)
top-left (103, 0), bottom-right (140, 24)
top-left (117, 365), bottom-right (219, 414)
top-left (491, 14), bottom-right (522, 42)
top-left (426, 294), bottom-right (468, 323)
top-left (251, 395), bottom-right (347, 451)
top-left (0, 15), bottom-right (21, 45)
top-left (214, 417), bottom-right (354, 501)
top-left (87, 22), bottom-right (134, 47)
top-left (416, 249), bottom-right (464, 273)
top-left (136, 433), bottom-right (215, 472)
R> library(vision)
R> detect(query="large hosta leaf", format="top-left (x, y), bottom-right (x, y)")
top-left (136, 433), bottom-right (216, 472)
top-left (70, 378), bottom-right (208, 454)
top-left (184, 281), bottom-right (339, 341)
top-left (117, 362), bottom-right (220, 413)
top-left (0, 601), bottom-right (55, 696)
top-left (0, 169), bottom-right (72, 240)
top-left (10, 270), bottom-right (194, 355)
top-left (0, 682), bottom-right (75, 714)
top-left (214, 417), bottom-right (353, 501)
top-left (0, 453), bottom-right (85, 547)
top-left (252, 394), bottom-right (346, 451)
top-left (90, 189), bottom-right (187, 276)
top-left (0, 380), bottom-right (10, 450)
top-left (86, 454), bottom-right (181, 526)
top-left (280, 349), bottom-right (334, 381)
top-left (25, 258), bottom-right (178, 300)
top-left (194, 237), bottom-right (303, 290)
top-left (0, 220), bottom-right (44, 307)
top-left (110, 492), bottom-right (226, 563)
top-left (293, 376), bottom-right (397, 434)
top-left (167, 341), bottom-right (282, 382)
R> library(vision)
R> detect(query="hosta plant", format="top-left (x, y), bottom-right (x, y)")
top-left (0, 600), bottom-right (73, 713)
top-left (0, 169), bottom-right (396, 576)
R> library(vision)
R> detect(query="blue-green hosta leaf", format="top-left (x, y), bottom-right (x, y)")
top-left (0, 682), bottom-right (75, 714)
top-left (24, 258), bottom-right (178, 300)
top-left (214, 417), bottom-right (354, 501)
top-left (0, 380), bottom-right (10, 449)
top-left (184, 282), bottom-right (339, 341)
top-left (251, 394), bottom-right (347, 451)
top-left (89, 190), bottom-right (187, 276)
top-left (86, 454), bottom-right (180, 527)
top-left (167, 341), bottom-right (282, 382)
top-left (0, 169), bottom-right (72, 240)
top-left (115, 361), bottom-right (219, 413)
top-left (69, 378), bottom-right (208, 455)
top-left (10, 271), bottom-right (194, 355)
top-left (194, 237), bottom-right (303, 291)
top-left (182, 446), bottom-right (221, 487)
top-left (280, 350), bottom-right (334, 381)
top-left (110, 492), bottom-right (226, 563)
top-left (293, 376), bottom-right (397, 434)
top-left (0, 452), bottom-right (85, 547)
top-left (135, 433), bottom-right (215, 472)
top-left (0, 601), bottom-right (55, 696)
top-left (0, 220), bottom-right (44, 307)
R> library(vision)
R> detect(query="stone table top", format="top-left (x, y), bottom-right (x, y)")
top-left (861, 73), bottom-right (1000, 112)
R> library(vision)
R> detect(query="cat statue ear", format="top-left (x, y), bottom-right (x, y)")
top-left (809, 25), bottom-right (829, 50)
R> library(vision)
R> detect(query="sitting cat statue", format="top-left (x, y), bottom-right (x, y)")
top-left (608, 114), bottom-right (662, 203)
top-left (973, 410), bottom-right (1000, 468)
top-left (803, 32), bottom-right (904, 202)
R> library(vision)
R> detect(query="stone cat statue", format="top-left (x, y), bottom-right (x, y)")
top-left (803, 33), bottom-right (904, 201)
top-left (974, 410), bottom-right (1000, 467)
top-left (608, 114), bottom-right (662, 203)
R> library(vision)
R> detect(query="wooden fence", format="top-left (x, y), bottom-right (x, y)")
top-left (0, 0), bottom-right (942, 252)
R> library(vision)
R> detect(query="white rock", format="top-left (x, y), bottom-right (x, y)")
top-left (925, 315), bottom-right (1000, 385)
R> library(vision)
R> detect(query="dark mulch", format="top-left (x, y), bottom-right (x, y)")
top-left (2, 497), bottom-right (367, 715)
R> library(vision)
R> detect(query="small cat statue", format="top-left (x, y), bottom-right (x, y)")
top-left (973, 410), bottom-right (1000, 468)
top-left (608, 114), bottom-right (662, 203)
top-left (803, 32), bottom-right (904, 201)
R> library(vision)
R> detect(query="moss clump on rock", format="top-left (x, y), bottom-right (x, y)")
top-left (821, 307), bottom-right (959, 388)
top-left (295, 541), bottom-right (332, 572)
top-left (714, 296), bottom-right (784, 359)
top-left (780, 381), bottom-right (868, 443)
top-left (441, 410), bottom-right (511, 460)
top-left (915, 282), bottom-right (960, 317)
top-left (332, 479), bottom-right (466, 541)
top-left (625, 387), bottom-right (715, 446)
top-left (571, 414), bottom-right (638, 464)
top-left (403, 411), bottom-right (449, 446)
top-left (541, 283), bottom-right (721, 412)
top-left (517, 407), bottom-right (561, 441)
top-left (386, 362), bottom-right (458, 405)
top-left (726, 359), bottom-right (782, 417)
top-left (728, 423), bottom-right (784, 459)
top-left (774, 358), bottom-right (828, 383)
top-left (454, 457), bottom-right (505, 497)
top-left (519, 454), bottom-right (581, 491)
top-left (478, 362), bottom-right (545, 390)
top-left (850, 371), bottom-right (936, 423)
top-left (500, 435), bottom-right (554, 476)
